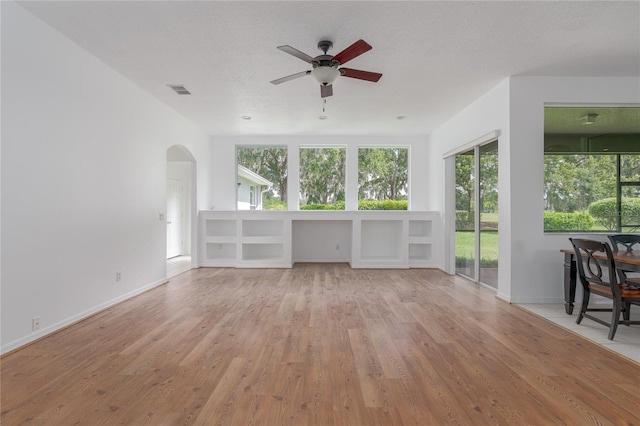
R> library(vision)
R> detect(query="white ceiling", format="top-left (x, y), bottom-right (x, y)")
top-left (18, 1), bottom-right (640, 136)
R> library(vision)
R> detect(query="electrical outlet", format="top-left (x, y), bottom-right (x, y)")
top-left (32, 317), bottom-right (41, 331)
top-left (336, 244), bottom-right (340, 250)
top-left (116, 272), bottom-right (122, 282)
top-left (159, 213), bottom-right (165, 221)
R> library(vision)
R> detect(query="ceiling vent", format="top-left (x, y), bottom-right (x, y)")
top-left (167, 84), bottom-right (191, 95)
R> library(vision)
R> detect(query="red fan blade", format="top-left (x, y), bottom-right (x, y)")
top-left (277, 45), bottom-right (315, 63)
top-left (270, 70), bottom-right (311, 85)
top-left (339, 68), bottom-right (382, 82)
top-left (331, 39), bottom-right (372, 65)
top-left (320, 84), bottom-right (333, 98)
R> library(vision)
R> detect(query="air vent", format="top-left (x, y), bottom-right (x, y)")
top-left (167, 84), bottom-right (191, 95)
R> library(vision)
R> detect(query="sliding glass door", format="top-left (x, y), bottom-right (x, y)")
top-left (479, 141), bottom-right (498, 287)
top-left (454, 140), bottom-right (498, 288)
top-left (455, 150), bottom-right (475, 279)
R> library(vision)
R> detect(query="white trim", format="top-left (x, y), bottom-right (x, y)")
top-left (1, 278), bottom-right (169, 355)
top-left (442, 130), bottom-right (501, 159)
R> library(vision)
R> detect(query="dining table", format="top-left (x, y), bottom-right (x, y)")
top-left (560, 247), bottom-right (640, 314)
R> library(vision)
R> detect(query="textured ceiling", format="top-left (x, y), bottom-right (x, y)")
top-left (17, 1), bottom-right (640, 136)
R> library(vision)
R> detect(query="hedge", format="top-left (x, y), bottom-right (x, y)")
top-left (544, 211), bottom-right (594, 231)
top-left (358, 200), bottom-right (408, 210)
top-left (300, 201), bottom-right (346, 210)
top-left (588, 197), bottom-right (640, 230)
top-left (298, 200), bottom-right (408, 210)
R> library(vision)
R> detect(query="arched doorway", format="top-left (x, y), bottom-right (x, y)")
top-left (167, 145), bottom-right (197, 277)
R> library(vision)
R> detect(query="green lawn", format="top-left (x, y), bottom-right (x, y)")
top-left (456, 231), bottom-right (498, 265)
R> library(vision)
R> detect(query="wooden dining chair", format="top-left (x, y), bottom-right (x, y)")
top-left (569, 238), bottom-right (640, 340)
top-left (608, 234), bottom-right (640, 283)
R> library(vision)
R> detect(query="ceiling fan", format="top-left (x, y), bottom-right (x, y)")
top-left (270, 39), bottom-right (383, 98)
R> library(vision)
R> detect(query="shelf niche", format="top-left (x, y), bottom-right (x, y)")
top-left (409, 220), bottom-right (431, 238)
top-left (242, 220), bottom-right (283, 237)
top-left (206, 219), bottom-right (236, 237)
top-left (360, 220), bottom-right (403, 260)
top-left (242, 243), bottom-right (283, 261)
top-left (292, 220), bottom-right (352, 263)
top-left (206, 242), bottom-right (236, 260)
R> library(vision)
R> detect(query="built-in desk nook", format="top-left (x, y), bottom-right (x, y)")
top-left (199, 210), bottom-right (442, 269)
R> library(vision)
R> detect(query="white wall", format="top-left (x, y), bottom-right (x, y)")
top-left (210, 135), bottom-right (429, 211)
top-left (430, 76), bottom-right (640, 304)
top-left (508, 76), bottom-right (640, 304)
top-left (1, 2), bottom-right (212, 353)
top-left (429, 79), bottom-right (511, 299)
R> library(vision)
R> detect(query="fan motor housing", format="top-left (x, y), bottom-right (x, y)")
top-left (317, 40), bottom-right (333, 54)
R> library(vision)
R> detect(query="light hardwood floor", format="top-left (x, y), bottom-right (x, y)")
top-left (2, 264), bottom-right (639, 425)
top-left (167, 255), bottom-right (192, 278)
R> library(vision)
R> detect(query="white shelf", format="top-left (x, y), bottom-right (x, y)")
top-left (205, 235), bottom-right (237, 244)
top-left (409, 236), bottom-right (431, 244)
top-left (241, 236), bottom-right (283, 244)
top-left (409, 220), bottom-right (432, 238)
top-left (360, 220), bottom-right (403, 261)
top-left (242, 220), bottom-right (283, 237)
top-left (206, 242), bottom-right (236, 260)
top-left (409, 243), bottom-right (431, 261)
top-left (199, 210), bottom-right (441, 270)
top-left (206, 219), bottom-right (236, 237)
top-left (242, 243), bottom-right (283, 261)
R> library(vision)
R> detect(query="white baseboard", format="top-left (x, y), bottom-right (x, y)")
top-left (1, 277), bottom-right (168, 355)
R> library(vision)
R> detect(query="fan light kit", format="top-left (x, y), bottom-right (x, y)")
top-left (271, 39), bottom-right (382, 98)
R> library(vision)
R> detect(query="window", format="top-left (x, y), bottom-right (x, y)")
top-left (236, 146), bottom-right (287, 210)
top-left (358, 147), bottom-right (408, 210)
top-left (299, 147), bottom-right (346, 210)
top-left (543, 106), bottom-right (640, 232)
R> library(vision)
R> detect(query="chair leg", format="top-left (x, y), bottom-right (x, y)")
top-left (623, 301), bottom-right (631, 322)
top-left (608, 302), bottom-right (621, 340)
top-left (577, 291), bottom-right (590, 324)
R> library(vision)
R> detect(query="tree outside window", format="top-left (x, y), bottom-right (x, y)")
top-left (358, 147), bottom-right (408, 210)
top-left (236, 146), bottom-right (287, 210)
top-left (299, 147), bottom-right (346, 210)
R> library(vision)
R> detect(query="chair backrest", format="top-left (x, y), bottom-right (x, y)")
top-left (569, 238), bottom-right (620, 299)
top-left (607, 234), bottom-right (640, 252)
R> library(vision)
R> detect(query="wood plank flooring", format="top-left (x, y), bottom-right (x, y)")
top-left (2, 264), bottom-right (639, 425)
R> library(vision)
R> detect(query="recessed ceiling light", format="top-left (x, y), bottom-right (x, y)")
top-left (397, 115), bottom-right (407, 120)
top-left (319, 116), bottom-right (328, 120)
top-left (241, 116), bottom-right (252, 120)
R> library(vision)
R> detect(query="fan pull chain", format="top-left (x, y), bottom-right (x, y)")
top-left (323, 99), bottom-right (326, 113)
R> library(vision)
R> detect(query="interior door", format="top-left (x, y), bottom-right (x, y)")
top-left (166, 177), bottom-right (183, 259)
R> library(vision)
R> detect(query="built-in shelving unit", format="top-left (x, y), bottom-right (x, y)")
top-left (408, 219), bottom-right (433, 267)
top-left (239, 218), bottom-right (290, 267)
top-left (200, 214), bottom-right (238, 267)
top-left (199, 210), bottom-right (441, 269)
top-left (353, 219), bottom-right (406, 268)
